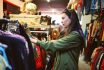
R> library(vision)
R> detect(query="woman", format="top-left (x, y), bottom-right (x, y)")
top-left (31, 9), bottom-right (85, 70)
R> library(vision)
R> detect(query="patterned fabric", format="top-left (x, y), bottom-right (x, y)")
top-left (84, 19), bottom-right (104, 62)
top-left (91, 47), bottom-right (104, 70)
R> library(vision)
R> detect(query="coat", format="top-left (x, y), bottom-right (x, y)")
top-left (36, 31), bottom-right (83, 70)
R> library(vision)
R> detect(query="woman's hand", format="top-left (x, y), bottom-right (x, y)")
top-left (30, 37), bottom-right (38, 43)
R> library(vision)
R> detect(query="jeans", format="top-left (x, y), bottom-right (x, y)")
top-left (82, 0), bottom-right (91, 14)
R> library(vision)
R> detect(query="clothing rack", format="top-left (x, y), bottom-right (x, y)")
top-left (0, 18), bottom-right (36, 70)
top-left (0, 19), bottom-right (20, 33)
top-left (90, 0), bottom-right (103, 21)
top-left (84, 13), bottom-right (104, 62)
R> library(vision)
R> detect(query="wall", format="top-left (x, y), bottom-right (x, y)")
top-left (0, 0), bottom-right (3, 18)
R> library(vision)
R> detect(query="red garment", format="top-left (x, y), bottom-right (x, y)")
top-left (101, 59), bottom-right (104, 70)
top-left (34, 45), bottom-right (46, 70)
top-left (75, 0), bottom-right (83, 10)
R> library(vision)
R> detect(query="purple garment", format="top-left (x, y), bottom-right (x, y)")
top-left (0, 30), bottom-right (26, 42)
top-left (0, 30), bottom-right (30, 70)
top-left (0, 30), bottom-right (29, 53)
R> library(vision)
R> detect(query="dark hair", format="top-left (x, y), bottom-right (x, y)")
top-left (63, 9), bottom-right (81, 32)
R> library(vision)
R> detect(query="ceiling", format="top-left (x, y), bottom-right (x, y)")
top-left (33, 0), bottom-right (69, 12)
top-left (32, 0), bottom-right (69, 24)
top-left (3, 0), bottom-right (69, 14)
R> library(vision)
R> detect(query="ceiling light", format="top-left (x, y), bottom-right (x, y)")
top-left (51, 9), bottom-right (55, 13)
top-left (47, 0), bottom-right (51, 2)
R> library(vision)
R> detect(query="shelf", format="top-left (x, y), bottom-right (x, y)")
top-left (30, 31), bottom-right (49, 33)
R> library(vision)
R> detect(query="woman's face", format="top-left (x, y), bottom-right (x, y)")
top-left (61, 13), bottom-right (71, 29)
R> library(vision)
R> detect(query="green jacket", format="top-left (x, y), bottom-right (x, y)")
top-left (37, 31), bottom-right (83, 70)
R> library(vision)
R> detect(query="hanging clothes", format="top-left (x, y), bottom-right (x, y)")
top-left (0, 55), bottom-right (10, 70)
top-left (101, 58), bottom-right (104, 70)
top-left (99, 20), bottom-right (104, 41)
top-left (0, 19), bottom-right (36, 70)
top-left (101, 0), bottom-right (104, 8)
top-left (84, 19), bottom-right (104, 62)
top-left (84, 22), bottom-right (94, 61)
top-left (0, 43), bottom-right (12, 70)
top-left (18, 24), bottom-right (36, 70)
top-left (0, 30), bottom-right (29, 70)
top-left (82, 0), bottom-right (91, 15)
top-left (91, 0), bottom-right (98, 10)
top-left (91, 47), bottom-right (104, 70)
top-left (5, 19), bottom-right (36, 70)
top-left (34, 45), bottom-right (46, 70)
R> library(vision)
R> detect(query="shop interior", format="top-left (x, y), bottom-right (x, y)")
top-left (0, 0), bottom-right (104, 70)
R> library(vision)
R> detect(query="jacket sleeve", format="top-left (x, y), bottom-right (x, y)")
top-left (37, 31), bottom-right (82, 53)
